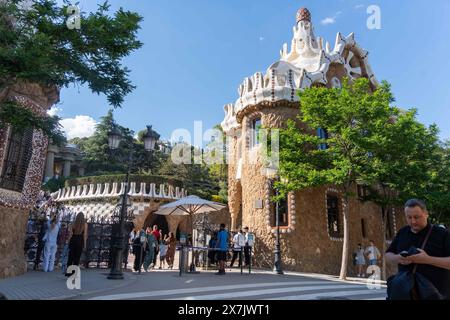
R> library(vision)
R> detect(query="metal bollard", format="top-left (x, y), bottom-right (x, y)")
top-left (240, 246), bottom-right (243, 275)
top-left (138, 243), bottom-right (143, 275)
top-left (249, 247), bottom-right (252, 274)
top-left (179, 245), bottom-right (183, 277)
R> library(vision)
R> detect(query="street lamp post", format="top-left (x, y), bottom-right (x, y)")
top-left (201, 214), bottom-right (208, 268)
top-left (107, 124), bottom-right (159, 279)
top-left (266, 167), bottom-right (284, 275)
top-left (273, 185), bottom-right (284, 275)
top-left (107, 154), bottom-right (131, 280)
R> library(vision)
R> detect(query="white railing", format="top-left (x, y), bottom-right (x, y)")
top-left (51, 182), bottom-right (187, 202)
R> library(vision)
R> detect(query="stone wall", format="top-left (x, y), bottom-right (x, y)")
top-left (0, 207), bottom-right (28, 279)
top-left (244, 181), bottom-right (405, 277)
top-left (0, 81), bottom-right (59, 278)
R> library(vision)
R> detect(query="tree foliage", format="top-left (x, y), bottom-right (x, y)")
top-left (278, 77), bottom-right (444, 279)
top-left (0, 0), bottom-right (142, 137)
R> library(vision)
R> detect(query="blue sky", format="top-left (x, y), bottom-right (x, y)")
top-left (54, 0), bottom-right (450, 142)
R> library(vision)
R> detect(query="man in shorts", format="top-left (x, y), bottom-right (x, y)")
top-left (215, 223), bottom-right (229, 275)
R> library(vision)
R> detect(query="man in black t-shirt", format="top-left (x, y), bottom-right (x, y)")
top-left (386, 199), bottom-right (450, 299)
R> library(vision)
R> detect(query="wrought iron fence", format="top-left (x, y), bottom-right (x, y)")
top-left (24, 210), bottom-right (131, 271)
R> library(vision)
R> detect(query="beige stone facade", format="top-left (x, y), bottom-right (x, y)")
top-left (222, 9), bottom-right (406, 277)
top-left (0, 207), bottom-right (29, 278)
top-left (226, 101), bottom-right (405, 276)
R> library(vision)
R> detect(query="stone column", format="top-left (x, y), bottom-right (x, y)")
top-left (228, 179), bottom-right (242, 231)
top-left (78, 167), bottom-right (85, 176)
top-left (63, 159), bottom-right (71, 177)
top-left (44, 145), bottom-right (59, 180)
top-left (44, 151), bottom-right (55, 180)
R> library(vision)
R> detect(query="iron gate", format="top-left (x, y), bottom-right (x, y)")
top-left (24, 210), bottom-right (131, 271)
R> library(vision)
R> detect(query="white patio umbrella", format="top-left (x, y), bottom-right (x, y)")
top-left (155, 195), bottom-right (226, 217)
top-left (155, 195), bottom-right (226, 237)
top-left (155, 195), bottom-right (227, 273)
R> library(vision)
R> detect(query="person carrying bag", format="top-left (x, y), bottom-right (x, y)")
top-left (387, 225), bottom-right (444, 300)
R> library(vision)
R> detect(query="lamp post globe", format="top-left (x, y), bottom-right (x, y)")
top-left (107, 125), bottom-right (122, 150)
top-left (143, 125), bottom-right (160, 151)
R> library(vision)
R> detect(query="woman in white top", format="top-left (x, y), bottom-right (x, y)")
top-left (42, 211), bottom-right (61, 272)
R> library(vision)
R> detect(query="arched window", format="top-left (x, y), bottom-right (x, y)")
top-left (251, 118), bottom-right (261, 147)
top-left (0, 127), bottom-right (33, 192)
top-left (327, 194), bottom-right (341, 237)
top-left (269, 185), bottom-right (289, 227)
top-left (386, 208), bottom-right (395, 240)
top-left (361, 218), bottom-right (368, 239)
top-left (317, 127), bottom-right (328, 150)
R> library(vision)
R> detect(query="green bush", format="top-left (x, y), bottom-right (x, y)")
top-left (42, 177), bottom-right (66, 192)
top-left (211, 195), bottom-right (227, 204)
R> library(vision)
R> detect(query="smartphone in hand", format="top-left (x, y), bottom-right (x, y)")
top-left (400, 251), bottom-right (409, 257)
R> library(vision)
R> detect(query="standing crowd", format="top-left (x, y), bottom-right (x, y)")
top-left (129, 225), bottom-right (177, 272)
top-left (353, 240), bottom-right (381, 277)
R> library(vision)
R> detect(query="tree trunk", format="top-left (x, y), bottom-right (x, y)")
top-left (0, 86), bottom-right (12, 105)
top-left (381, 207), bottom-right (387, 281)
top-left (339, 196), bottom-right (350, 280)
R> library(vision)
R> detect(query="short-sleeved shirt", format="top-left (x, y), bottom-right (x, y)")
top-left (232, 233), bottom-right (245, 250)
top-left (245, 233), bottom-right (255, 247)
top-left (387, 223), bottom-right (450, 298)
top-left (216, 229), bottom-right (228, 252)
top-left (365, 246), bottom-right (381, 260)
top-left (152, 230), bottom-right (161, 241)
top-left (43, 218), bottom-right (61, 245)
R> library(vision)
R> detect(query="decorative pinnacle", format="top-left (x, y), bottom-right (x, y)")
top-left (296, 7), bottom-right (311, 23)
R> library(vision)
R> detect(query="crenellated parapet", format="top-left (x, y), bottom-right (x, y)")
top-left (51, 182), bottom-right (187, 202)
top-left (221, 8), bottom-right (378, 133)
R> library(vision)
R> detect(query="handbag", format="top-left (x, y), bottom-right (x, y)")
top-left (387, 225), bottom-right (444, 300)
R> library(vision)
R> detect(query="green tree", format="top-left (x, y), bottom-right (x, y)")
top-left (68, 136), bottom-right (89, 149)
top-left (0, 0), bottom-right (142, 134)
top-left (156, 144), bottom-right (222, 200)
top-left (359, 107), bottom-right (440, 280)
top-left (278, 78), bottom-right (411, 279)
top-left (80, 109), bottom-right (135, 174)
top-left (0, 100), bottom-right (66, 144)
top-left (206, 124), bottom-right (228, 202)
top-left (42, 176), bottom-right (66, 192)
top-left (417, 141), bottom-right (450, 225)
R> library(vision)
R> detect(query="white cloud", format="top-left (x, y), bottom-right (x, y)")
top-left (47, 106), bottom-right (62, 117)
top-left (321, 17), bottom-right (336, 25)
top-left (60, 115), bottom-right (98, 140)
top-left (355, 4), bottom-right (364, 9)
top-left (336, 11), bottom-right (343, 15)
top-left (259, 36), bottom-right (265, 41)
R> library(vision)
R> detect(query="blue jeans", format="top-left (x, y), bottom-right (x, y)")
top-left (369, 259), bottom-right (378, 265)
